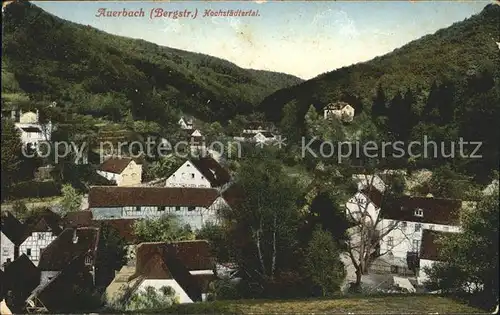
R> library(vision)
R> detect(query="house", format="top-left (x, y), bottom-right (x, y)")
top-left (242, 121), bottom-right (273, 134)
top-left (19, 210), bottom-right (63, 267)
top-left (2, 255), bottom-right (41, 313)
top-left (165, 157), bottom-right (231, 189)
top-left (378, 197), bottom-right (462, 264)
top-left (0, 212), bottom-right (25, 270)
top-left (178, 117), bottom-right (193, 130)
top-left (26, 227), bottom-right (100, 313)
top-left (345, 186), bottom-right (383, 224)
top-left (127, 240), bottom-right (215, 303)
top-left (14, 110), bottom-right (53, 149)
top-left (88, 186), bottom-right (229, 230)
top-left (417, 229), bottom-right (453, 285)
top-left (323, 102), bottom-right (355, 122)
top-left (97, 157), bottom-right (143, 187)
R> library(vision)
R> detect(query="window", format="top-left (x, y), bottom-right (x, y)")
top-left (412, 240), bottom-right (421, 253)
top-left (26, 248), bottom-right (32, 256)
top-left (38, 233), bottom-right (45, 240)
top-left (414, 209), bottom-right (424, 217)
top-left (85, 255), bottom-right (92, 265)
top-left (415, 223), bottom-right (422, 232)
top-left (6, 258), bottom-right (11, 264)
top-left (136, 206), bottom-right (141, 212)
top-left (387, 237), bottom-right (394, 247)
top-left (188, 206), bottom-right (196, 211)
top-left (158, 206), bottom-right (166, 212)
top-left (175, 206), bottom-right (181, 211)
top-left (191, 173), bottom-right (195, 179)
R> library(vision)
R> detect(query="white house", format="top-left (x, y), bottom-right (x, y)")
top-left (323, 102), bottom-right (355, 122)
top-left (89, 186), bottom-right (229, 230)
top-left (378, 197), bottom-right (462, 262)
top-left (165, 157), bottom-right (231, 189)
top-left (178, 117), bottom-right (193, 130)
top-left (14, 110), bottom-right (53, 149)
top-left (0, 212), bottom-right (24, 270)
top-left (128, 240), bottom-right (215, 303)
top-left (345, 190), bottom-right (382, 224)
top-left (19, 216), bottom-right (62, 267)
top-left (97, 157), bottom-right (143, 187)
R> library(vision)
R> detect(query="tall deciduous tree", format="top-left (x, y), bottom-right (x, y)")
top-left (60, 184), bottom-right (82, 214)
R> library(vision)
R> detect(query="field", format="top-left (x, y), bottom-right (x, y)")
top-left (155, 295), bottom-right (487, 314)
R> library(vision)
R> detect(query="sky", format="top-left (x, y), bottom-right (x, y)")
top-left (32, 1), bottom-right (491, 80)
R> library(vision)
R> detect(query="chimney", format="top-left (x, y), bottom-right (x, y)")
top-left (72, 229), bottom-right (79, 244)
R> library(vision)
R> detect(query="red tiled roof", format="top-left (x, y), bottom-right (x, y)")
top-left (191, 157), bottom-right (231, 188)
top-left (98, 157), bottom-right (132, 174)
top-left (63, 211), bottom-right (93, 228)
top-left (361, 186), bottom-right (384, 208)
top-left (382, 196), bottom-right (461, 225)
top-left (88, 186), bottom-right (219, 208)
top-left (420, 229), bottom-right (455, 261)
top-left (3, 254), bottom-right (40, 302)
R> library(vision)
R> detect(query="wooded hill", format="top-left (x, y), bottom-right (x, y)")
top-left (2, 1), bottom-right (303, 124)
top-left (260, 4), bottom-right (500, 179)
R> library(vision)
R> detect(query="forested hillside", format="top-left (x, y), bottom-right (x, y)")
top-left (262, 4), bottom-right (500, 179)
top-left (1, 1), bottom-right (302, 124)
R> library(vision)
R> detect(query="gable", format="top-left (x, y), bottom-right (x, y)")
top-left (98, 157), bottom-right (132, 174)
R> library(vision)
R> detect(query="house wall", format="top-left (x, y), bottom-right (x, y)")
top-left (91, 198), bottom-right (223, 230)
top-left (138, 279), bottom-right (193, 303)
top-left (0, 232), bottom-right (15, 270)
top-left (19, 232), bottom-right (58, 266)
top-left (345, 192), bottom-right (380, 223)
top-left (165, 161), bottom-right (212, 188)
top-left (119, 161), bottom-right (142, 186)
top-left (379, 219), bottom-right (461, 259)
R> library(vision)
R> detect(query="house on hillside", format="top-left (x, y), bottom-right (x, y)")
top-left (323, 102), bottom-right (355, 122)
top-left (125, 240), bottom-right (215, 303)
top-left (178, 117), bottom-right (193, 130)
top-left (97, 157), bottom-right (142, 187)
top-left (19, 209), bottom-right (63, 267)
top-left (0, 212), bottom-right (25, 270)
top-left (378, 197), bottom-right (462, 270)
top-left (25, 227), bottom-right (100, 313)
top-left (88, 186), bottom-right (229, 230)
top-left (165, 157), bottom-right (231, 190)
top-left (242, 121), bottom-right (274, 134)
top-left (13, 110), bottom-right (53, 150)
top-left (233, 131), bottom-right (277, 145)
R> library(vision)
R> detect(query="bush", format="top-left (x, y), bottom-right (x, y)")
top-left (8, 180), bottom-right (61, 199)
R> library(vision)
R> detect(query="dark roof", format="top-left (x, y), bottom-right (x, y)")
top-left (133, 241), bottom-right (214, 276)
top-left (361, 186), bottom-right (384, 208)
top-left (98, 157), bottom-right (133, 174)
top-left (38, 227), bottom-right (100, 271)
top-left (190, 157), bottom-right (231, 187)
top-left (132, 241), bottom-right (214, 302)
top-left (1, 211), bottom-right (25, 245)
top-left (3, 255), bottom-right (40, 302)
top-left (420, 229), bottom-right (454, 261)
top-left (88, 186), bottom-right (219, 208)
top-left (259, 131), bottom-right (274, 138)
top-left (381, 196), bottom-right (461, 225)
top-left (63, 211), bottom-right (93, 228)
top-left (23, 209), bottom-right (63, 239)
top-left (20, 126), bottom-right (42, 133)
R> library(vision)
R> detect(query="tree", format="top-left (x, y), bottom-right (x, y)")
top-left (123, 285), bottom-right (178, 311)
top-left (95, 222), bottom-right (128, 288)
top-left (1, 118), bottom-right (23, 199)
top-left (428, 164), bottom-right (478, 199)
top-left (133, 214), bottom-right (194, 243)
top-left (221, 157), bottom-right (302, 285)
top-left (344, 173), bottom-right (408, 289)
top-left (60, 184), bottom-right (82, 214)
top-left (371, 83), bottom-right (386, 118)
top-left (304, 228), bottom-right (346, 296)
top-left (196, 222), bottom-right (232, 263)
top-left (425, 181), bottom-right (499, 310)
